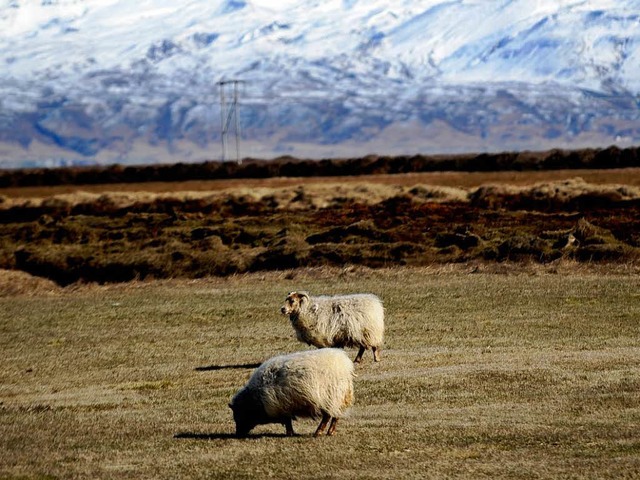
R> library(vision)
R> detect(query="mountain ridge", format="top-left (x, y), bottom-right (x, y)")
top-left (1, 0), bottom-right (639, 168)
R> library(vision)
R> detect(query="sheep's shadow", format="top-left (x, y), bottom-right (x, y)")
top-left (195, 362), bottom-right (261, 372)
top-left (174, 432), bottom-right (287, 440)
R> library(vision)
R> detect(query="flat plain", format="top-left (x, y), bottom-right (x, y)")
top-left (1, 266), bottom-right (639, 479)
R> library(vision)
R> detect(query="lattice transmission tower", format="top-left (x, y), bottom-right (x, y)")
top-left (218, 80), bottom-right (244, 164)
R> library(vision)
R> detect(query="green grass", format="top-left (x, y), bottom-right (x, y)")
top-left (1, 268), bottom-right (639, 479)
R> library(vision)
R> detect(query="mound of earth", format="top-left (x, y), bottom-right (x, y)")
top-left (0, 176), bottom-right (639, 286)
top-left (0, 269), bottom-right (61, 296)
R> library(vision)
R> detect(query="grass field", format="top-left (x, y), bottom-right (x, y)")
top-left (1, 266), bottom-right (639, 479)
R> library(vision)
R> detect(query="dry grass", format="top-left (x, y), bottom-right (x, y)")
top-left (1, 267), bottom-right (639, 479)
top-left (2, 175), bottom-right (639, 285)
top-left (0, 269), bottom-right (61, 297)
top-left (2, 168), bottom-right (640, 200)
top-left (2, 175), bottom-right (639, 213)
top-left (0, 182), bottom-right (461, 211)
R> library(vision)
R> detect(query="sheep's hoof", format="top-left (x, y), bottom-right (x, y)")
top-left (284, 419), bottom-right (295, 436)
top-left (326, 418), bottom-right (339, 436)
top-left (314, 414), bottom-right (331, 436)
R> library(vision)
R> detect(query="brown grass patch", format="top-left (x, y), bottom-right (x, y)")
top-left (0, 269), bottom-right (61, 296)
top-left (2, 167), bottom-right (640, 199)
top-left (0, 174), bottom-right (639, 285)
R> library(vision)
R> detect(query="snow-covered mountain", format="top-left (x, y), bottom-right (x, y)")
top-left (1, 0), bottom-right (639, 168)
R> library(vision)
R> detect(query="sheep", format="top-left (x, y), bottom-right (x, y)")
top-left (229, 348), bottom-right (355, 437)
top-left (280, 291), bottom-right (384, 363)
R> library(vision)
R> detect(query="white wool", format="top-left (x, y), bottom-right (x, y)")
top-left (241, 348), bottom-right (354, 419)
top-left (284, 292), bottom-right (385, 351)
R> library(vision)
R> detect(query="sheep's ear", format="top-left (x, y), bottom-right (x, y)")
top-left (287, 291), bottom-right (302, 302)
top-left (311, 303), bottom-right (319, 313)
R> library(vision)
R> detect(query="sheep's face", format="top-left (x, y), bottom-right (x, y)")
top-left (229, 392), bottom-right (260, 438)
top-left (280, 291), bottom-right (309, 316)
top-left (231, 407), bottom-right (257, 437)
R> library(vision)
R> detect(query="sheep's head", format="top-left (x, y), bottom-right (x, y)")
top-left (229, 404), bottom-right (254, 437)
top-left (229, 390), bottom-right (260, 438)
top-left (280, 291), bottom-right (310, 316)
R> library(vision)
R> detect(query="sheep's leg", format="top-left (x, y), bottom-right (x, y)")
top-left (313, 413), bottom-right (330, 437)
top-left (284, 418), bottom-right (295, 436)
top-left (372, 346), bottom-right (381, 362)
top-left (354, 346), bottom-right (366, 363)
top-left (326, 417), bottom-right (339, 436)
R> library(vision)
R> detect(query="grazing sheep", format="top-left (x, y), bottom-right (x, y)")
top-left (229, 348), bottom-right (355, 437)
top-left (281, 291), bottom-right (384, 363)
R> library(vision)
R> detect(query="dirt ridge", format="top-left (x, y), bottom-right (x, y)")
top-left (1, 176), bottom-right (638, 286)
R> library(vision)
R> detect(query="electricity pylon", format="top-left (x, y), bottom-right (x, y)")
top-left (218, 80), bottom-right (243, 164)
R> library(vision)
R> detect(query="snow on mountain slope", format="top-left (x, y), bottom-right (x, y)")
top-left (0, 0), bottom-right (639, 167)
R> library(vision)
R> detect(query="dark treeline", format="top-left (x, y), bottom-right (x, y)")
top-left (1, 145), bottom-right (639, 188)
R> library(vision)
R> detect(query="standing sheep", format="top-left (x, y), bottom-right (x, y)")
top-left (280, 291), bottom-right (385, 363)
top-left (229, 348), bottom-right (355, 437)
